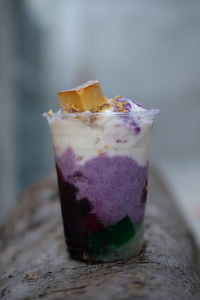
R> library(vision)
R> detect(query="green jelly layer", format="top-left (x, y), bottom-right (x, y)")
top-left (90, 216), bottom-right (136, 252)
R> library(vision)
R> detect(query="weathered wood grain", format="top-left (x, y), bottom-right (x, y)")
top-left (0, 170), bottom-right (200, 300)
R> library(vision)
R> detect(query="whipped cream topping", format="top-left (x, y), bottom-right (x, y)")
top-left (45, 98), bottom-right (159, 167)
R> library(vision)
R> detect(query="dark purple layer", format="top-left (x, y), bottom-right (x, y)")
top-left (56, 167), bottom-right (102, 256)
top-left (56, 148), bottom-right (148, 226)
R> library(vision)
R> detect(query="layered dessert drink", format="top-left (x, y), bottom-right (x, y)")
top-left (44, 81), bottom-right (159, 262)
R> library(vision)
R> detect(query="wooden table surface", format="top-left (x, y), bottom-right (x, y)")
top-left (0, 169), bottom-right (200, 300)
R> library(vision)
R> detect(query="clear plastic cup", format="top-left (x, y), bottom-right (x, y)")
top-left (44, 110), bottom-right (158, 262)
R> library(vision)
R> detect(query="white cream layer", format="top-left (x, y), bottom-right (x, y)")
top-left (47, 112), bottom-right (154, 167)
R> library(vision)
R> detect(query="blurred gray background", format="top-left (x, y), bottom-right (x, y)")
top-left (0, 0), bottom-right (200, 244)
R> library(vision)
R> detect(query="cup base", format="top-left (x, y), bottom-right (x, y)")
top-left (69, 243), bottom-right (144, 263)
top-left (67, 225), bottom-right (144, 263)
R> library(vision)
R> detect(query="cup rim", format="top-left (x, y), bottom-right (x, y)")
top-left (43, 109), bottom-right (160, 118)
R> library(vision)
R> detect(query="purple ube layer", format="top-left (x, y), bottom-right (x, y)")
top-left (56, 148), bottom-right (148, 227)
